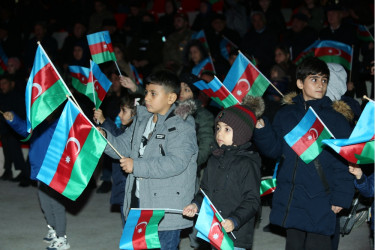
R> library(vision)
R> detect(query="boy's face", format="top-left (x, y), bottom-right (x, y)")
top-left (297, 74), bottom-right (328, 101)
top-left (118, 106), bottom-right (133, 126)
top-left (144, 83), bottom-right (177, 115)
top-left (216, 121), bottom-right (233, 147)
top-left (179, 82), bottom-right (193, 101)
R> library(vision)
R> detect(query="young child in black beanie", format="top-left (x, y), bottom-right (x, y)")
top-left (183, 96), bottom-right (264, 249)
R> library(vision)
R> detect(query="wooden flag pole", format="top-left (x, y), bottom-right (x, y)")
top-left (363, 95), bottom-right (373, 102)
top-left (114, 61), bottom-right (122, 76)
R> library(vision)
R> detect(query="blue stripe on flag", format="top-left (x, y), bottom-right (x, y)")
top-left (87, 31), bottom-right (110, 46)
top-left (37, 100), bottom-right (80, 184)
top-left (68, 65), bottom-right (90, 77)
top-left (316, 40), bottom-right (352, 55)
top-left (194, 80), bottom-right (209, 91)
top-left (208, 77), bottom-right (223, 92)
top-left (195, 197), bottom-right (215, 241)
top-left (91, 61), bottom-right (112, 91)
top-left (120, 209), bottom-right (141, 250)
top-left (284, 108), bottom-right (317, 146)
top-left (223, 52), bottom-right (249, 91)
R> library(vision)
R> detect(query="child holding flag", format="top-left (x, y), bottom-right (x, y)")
top-left (253, 57), bottom-right (355, 249)
top-left (183, 96), bottom-right (263, 249)
top-left (101, 70), bottom-right (198, 249)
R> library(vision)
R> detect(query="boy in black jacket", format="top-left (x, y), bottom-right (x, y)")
top-left (183, 101), bottom-right (262, 249)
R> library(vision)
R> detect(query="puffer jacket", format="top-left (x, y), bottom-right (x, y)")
top-left (104, 103), bottom-right (198, 230)
top-left (193, 142), bottom-right (261, 249)
top-left (253, 93), bottom-right (355, 236)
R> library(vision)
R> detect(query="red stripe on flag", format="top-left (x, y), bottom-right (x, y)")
top-left (93, 77), bottom-right (106, 101)
top-left (339, 142), bottom-right (368, 163)
top-left (31, 63), bottom-right (60, 106)
top-left (315, 47), bottom-right (351, 62)
top-left (48, 114), bottom-right (92, 193)
top-left (243, 64), bottom-right (259, 87)
top-left (0, 59), bottom-right (6, 71)
top-left (261, 187), bottom-right (276, 197)
top-left (291, 118), bottom-right (324, 156)
top-left (132, 210), bottom-right (153, 249)
top-left (214, 86), bottom-right (230, 101)
top-left (89, 41), bottom-right (113, 55)
top-left (208, 204), bottom-right (224, 249)
top-left (70, 72), bottom-right (88, 85)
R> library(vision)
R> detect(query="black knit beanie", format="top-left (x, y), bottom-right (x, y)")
top-left (179, 72), bottom-right (201, 99)
top-left (215, 104), bottom-right (257, 146)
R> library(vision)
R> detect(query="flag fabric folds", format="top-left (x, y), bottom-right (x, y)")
top-left (223, 51), bottom-right (271, 102)
top-left (0, 44), bottom-right (8, 74)
top-left (293, 40), bottom-right (353, 70)
top-left (191, 30), bottom-right (209, 49)
top-left (36, 99), bottom-right (107, 200)
top-left (356, 24), bottom-right (374, 42)
top-left (192, 57), bottom-right (215, 77)
top-left (284, 107), bottom-right (334, 164)
top-left (69, 65), bottom-right (94, 103)
top-left (322, 100), bottom-right (375, 164)
top-left (130, 63), bottom-right (143, 85)
top-left (194, 77), bottom-right (240, 108)
top-left (25, 44), bottom-right (70, 133)
top-left (89, 60), bottom-right (112, 109)
top-left (87, 30), bottom-right (116, 64)
top-left (195, 196), bottom-right (234, 250)
top-left (220, 36), bottom-right (238, 60)
top-left (120, 209), bottom-right (165, 250)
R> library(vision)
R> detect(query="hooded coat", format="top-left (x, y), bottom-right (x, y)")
top-left (104, 103), bottom-right (198, 230)
top-left (253, 93), bottom-right (355, 236)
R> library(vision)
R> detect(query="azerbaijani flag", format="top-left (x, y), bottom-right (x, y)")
top-left (192, 57), bottom-right (215, 77)
top-left (322, 100), bottom-right (375, 164)
top-left (194, 77), bottom-right (240, 108)
top-left (89, 60), bottom-right (112, 109)
top-left (356, 24), bottom-right (374, 42)
top-left (69, 65), bottom-right (95, 103)
top-left (284, 107), bottom-right (334, 164)
top-left (130, 63), bottom-right (143, 85)
top-left (36, 99), bottom-right (107, 200)
top-left (314, 40), bottom-right (353, 70)
top-left (87, 30), bottom-right (116, 64)
top-left (223, 51), bottom-right (270, 102)
top-left (25, 44), bottom-right (70, 133)
top-left (0, 44), bottom-right (8, 74)
top-left (220, 36), bottom-right (238, 60)
top-left (191, 30), bottom-right (209, 49)
top-left (120, 209), bottom-right (165, 250)
top-left (195, 196), bottom-right (234, 250)
top-left (293, 40), bottom-right (319, 65)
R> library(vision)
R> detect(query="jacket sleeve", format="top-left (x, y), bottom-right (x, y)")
top-left (6, 112), bottom-right (29, 138)
top-left (229, 156), bottom-right (261, 229)
top-left (253, 116), bottom-right (283, 159)
top-left (103, 119), bottom-right (134, 159)
top-left (133, 118), bottom-right (198, 179)
top-left (195, 110), bottom-right (215, 166)
top-left (101, 119), bottom-right (124, 137)
top-left (355, 173), bottom-right (374, 198)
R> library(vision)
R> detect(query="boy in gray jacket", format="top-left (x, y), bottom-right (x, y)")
top-left (102, 70), bottom-right (198, 249)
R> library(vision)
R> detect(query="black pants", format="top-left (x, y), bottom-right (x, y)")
top-left (286, 228), bottom-right (332, 250)
top-left (1, 133), bottom-right (27, 174)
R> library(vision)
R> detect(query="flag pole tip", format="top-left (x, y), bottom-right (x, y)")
top-left (37, 41), bottom-right (41, 45)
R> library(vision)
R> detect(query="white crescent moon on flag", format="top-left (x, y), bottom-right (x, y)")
top-left (308, 128), bottom-right (318, 140)
top-left (66, 137), bottom-right (81, 155)
top-left (32, 83), bottom-right (42, 99)
top-left (210, 222), bottom-right (221, 232)
top-left (334, 48), bottom-right (341, 56)
top-left (135, 221), bottom-right (148, 233)
top-left (238, 78), bottom-right (251, 92)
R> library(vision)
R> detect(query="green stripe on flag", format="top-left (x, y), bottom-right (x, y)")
top-left (30, 80), bottom-right (69, 130)
top-left (145, 210), bottom-right (165, 248)
top-left (92, 51), bottom-right (116, 64)
top-left (299, 128), bottom-right (332, 164)
top-left (318, 56), bottom-right (351, 70)
top-left (72, 80), bottom-right (95, 104)
top-left (248, 75), bottom-right (270, 97)
top-left (62, 128), bottom-right (107, 200)
top-left (356, 140), bottom-right (374, 164)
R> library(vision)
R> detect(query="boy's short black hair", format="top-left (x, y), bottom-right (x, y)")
top-left (296, 57), bottom-right (330, 82)
top-left (145, 70), bottom-right (180, 96)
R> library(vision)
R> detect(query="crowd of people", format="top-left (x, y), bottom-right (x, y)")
top-left (0, 0), bottom-right (374, 250)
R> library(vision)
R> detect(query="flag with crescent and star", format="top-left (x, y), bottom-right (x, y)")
top-left (194, 77), bottom-right (240, 108)
top-left (220, 36), bottom-right (238, 60)
top-left (284, 107), bottom-right (334, 164)
top-left (195, 196), bottom-right (234, 250)
top-left (223, 51), bottom-right (270, 102)
top-left (293, 40), bottom-right (319, 65)
top-left (36, 99), bottom-right (107, 200)
top-left (120, 209), bottom-right (165, 250)
top-left (25, 44), bottom-right (70, 133)
top-left (69, 65), bottom-right (95, 101)
top-left (89, 60), bottom-right (112, 109)
top-left (87, 30), bottom-right (116, 64)
top-left (322, 100), bottom-right (375, 164)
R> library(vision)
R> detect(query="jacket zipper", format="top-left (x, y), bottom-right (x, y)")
top-left (282, 155), bottom-right (299, 226)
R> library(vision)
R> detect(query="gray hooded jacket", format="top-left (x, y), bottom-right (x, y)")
top-left (104, 103), bottom-right (198, 230)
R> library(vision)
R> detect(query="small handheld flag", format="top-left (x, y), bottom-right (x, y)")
top-left (120, 209), bottom-right (165, 250)
top-left (0, 44), bottom-right (8, 74)
top-left (89, 60), bottom-right (112, 109)
top-left (36, 99), bottom-right (108, 200)
top-left (87, 30), bottom-right (116, 64)
top-left (322, 100), bottom-right (375, 164)
top-left (192, 57), bottom-right (215, 77)
top-left (284, 107), bottom-right (334, 164)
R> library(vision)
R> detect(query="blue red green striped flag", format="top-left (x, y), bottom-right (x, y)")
top-left (89, 60), bottom-right (112, 109)
top-left (120, 209), bottom-right (165, 250)
top-left (322, 100), bottom-right (375, 164)
top-left (284, 107), bottom-right (334, 164)
top-left (0, 44), bottom-right (8, 74)
top-left (192, 57), bottom-right (215, 77)
top-left (87, 30), bottom-right (116, 64)
top-left (36, 99), bottom-right (107, 200)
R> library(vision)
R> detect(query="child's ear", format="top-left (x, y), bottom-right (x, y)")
top-left (167, 92), bottom-right (178, 104)
top-left (296, 79), bottom-right (304, 90)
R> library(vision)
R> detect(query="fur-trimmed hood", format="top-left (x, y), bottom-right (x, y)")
top-left (281, 92), bottom-right (354, 122)
top-left (175, 99), bottom-right (198, 120)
